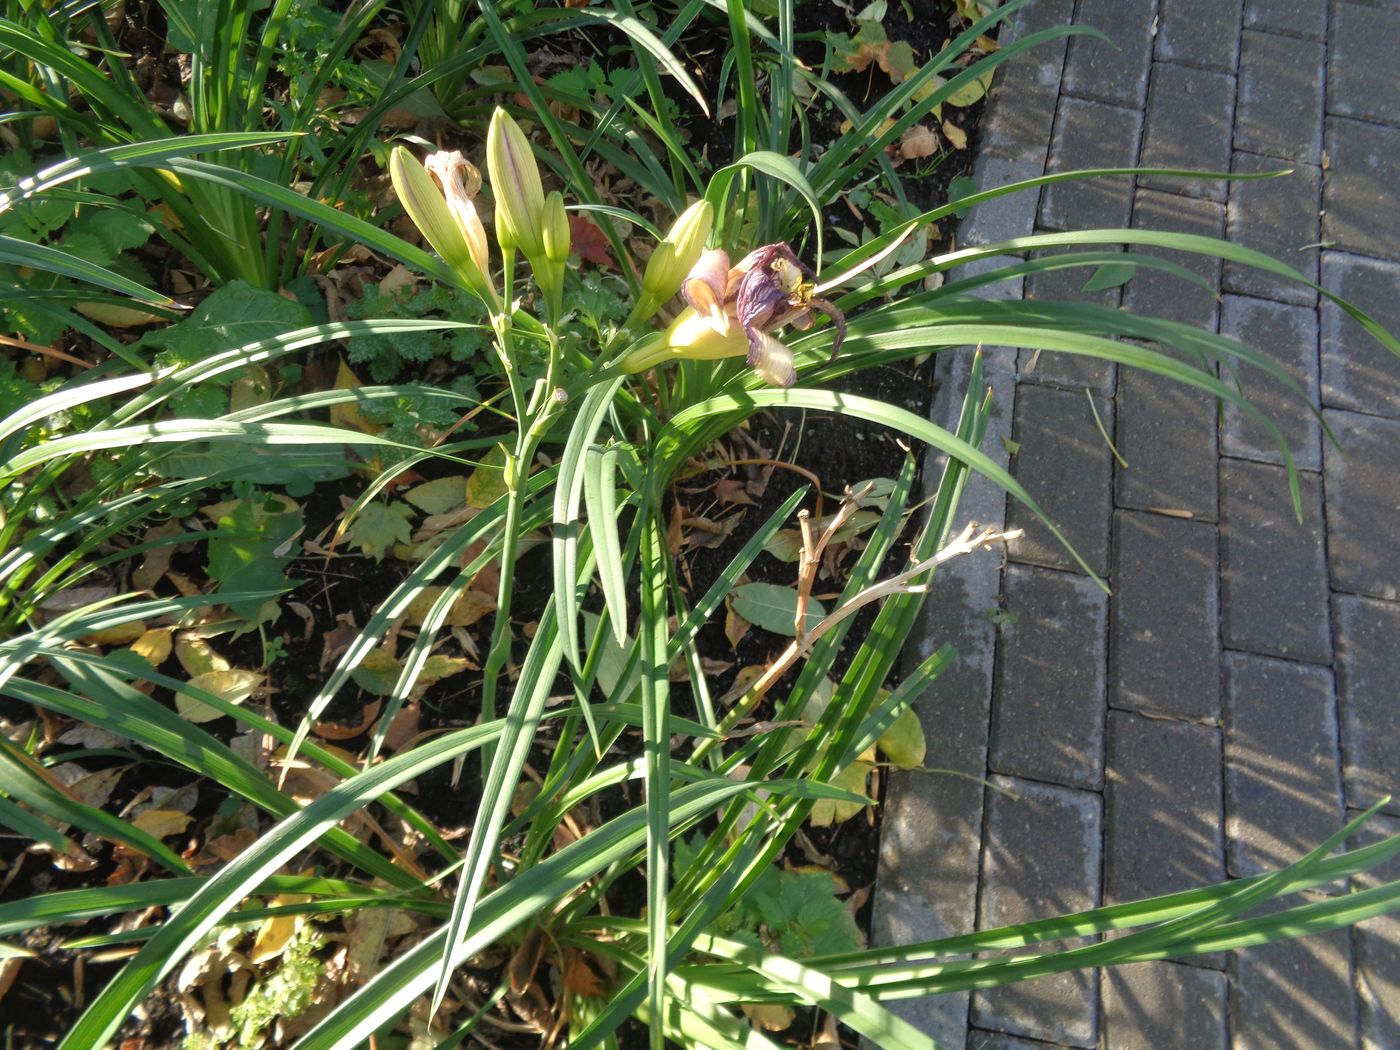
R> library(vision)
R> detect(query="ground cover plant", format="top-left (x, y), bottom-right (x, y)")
top-left (4, 1), bottom-right (1400, 1047)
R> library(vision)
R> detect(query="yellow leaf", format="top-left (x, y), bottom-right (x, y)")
top-left (876, 706), bottom-right (927, 769)
top-left (81, 621), bottom-right (147, 646)
top-left (175, 669), bottom-right (264, 724)
top-left (945, 67), bottom-right (995, 107)
top-left (742, 1003), bottom-right (796, 1031)
top-left (131, 628), bottom-right (173, 667)
top-left (404, 586), bottom-right (496, 628)
top-left (942, 120), bottom-right (968, 151)
top-left (329, 358), bottom-right (383, 435)
top-left (465, 444), bottom-right (510, 509)
top-left (249, 893), bottom-right (311, 964)
top-left (405, 475), bottom-right (469, 515)
top-left (808, 761), bottom-right (873, 828)
top-left (175, 634), bottom-right (230, 678)
top-left (132, 808), bottom-right (193, 840)
top-left (73, 302), bottom-right (164, 327)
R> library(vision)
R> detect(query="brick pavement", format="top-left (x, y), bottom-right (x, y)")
top-left (872, 1), bottom-right (1400, 1045)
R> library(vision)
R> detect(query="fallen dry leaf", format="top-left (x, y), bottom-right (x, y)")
top-left (131, 809), bottom-right (193, 841)
top-left (898, 124), bottom-right (939, 160)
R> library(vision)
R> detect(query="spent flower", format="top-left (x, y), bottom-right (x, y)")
top-left (622, 242), bottom-right (845, 387)
top-left (390, 147), bottom-right (495, 305)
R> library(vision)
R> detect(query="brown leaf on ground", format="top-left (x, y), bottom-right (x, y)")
top-left (131, 809), bottom-right (193, 841)
top-left (714, 478), bottom-right (756, 507)
top-left (898, 124), bottom-right (939, 160)
top-left (562, 949), bottom-right (608, 997)
top-left (131, 519), bottom-right (184, 592)
top-left (313, 700), bottom-right (382, 741)
top-left (403, 586), bottom-right (495, 628)
top-left (724, 602), bottom-right (751, 650)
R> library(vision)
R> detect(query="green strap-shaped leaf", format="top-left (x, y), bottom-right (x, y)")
top-left (584, 444), bottom-right (628, 646)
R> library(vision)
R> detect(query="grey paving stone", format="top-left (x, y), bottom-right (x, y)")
top-left (1244, 0), bottom-right (1328, 37)
top-left (1156, 0), bottom-right (1244, 72)
top-left (990, 565), bottom-right (1107, 790)
top-left (1062, 0), bottom-right (1156, 108)
top-left (1231, 923), bottom-right (1358, 1049)
top-left (957, 252), bottom-right (1028, 302)
top-left (1333, 594), bottom-right (1400, 816)
top-left (1018, 242), bottom-right (1121, 394)
top-left (1221, 152), bottom-right (1321, 307)
top-left (1040, 96), bottom-right (1141, 232)
top-left (1323, 117), bottom-right (1400, 262)
top-left (1320, 252), bottom-right (1400, 419)
top-left (1329, 2), bottom-right (1400, 125)
top-left (1114, 368), bottom-right (1219, 521)
top-left (1219, 460), bottom-right (1330, 662)
top-left (1218, 295), bottom-right (1322, 471)
top-left (872, 771), bottom-right (979, 1047)
top-left (1005, 384), bottom-right (1114, 576)
top-left (1002, 0), bottom-right (1077, 46)
top-left (1104, 712), bottom-right (1225, 905)
top-left (968, 1030), bottom-right (1068, 1050)
top-left (1235, 29), bottom-right (1326, 163)
top-left (1139, 64), bottom-right (1237, 203)
top-left (1109, 511), bottom-right (1220, 722)
top-left (980, 0), bottom-right (1075, 164)
top-left (1101, 962), bottom-right (1228, 1050)
top-left (981, 52), bottom-right (1067, 168)
top-left (1223, 653), bottom-right (1345, 880)
top-left (1124, 188), bottom-right (1225, 329)
top-left (973, 777), bottom-right (1102, 1048)
top-left (962, 155), bottom-right (1045, 248)
top-left (870, 359), bottom-right (1016, 1050)
top-left (1323, 409), bottom-right (1400, 600)
top-left (1349, 813), bottom-right (1400, 1050)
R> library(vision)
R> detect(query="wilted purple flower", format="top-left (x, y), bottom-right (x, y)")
top-left (675, 242), bottom-right (846, 387)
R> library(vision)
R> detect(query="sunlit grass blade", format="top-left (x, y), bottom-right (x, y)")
top-left (574, 6), bottom-right (709, 117)
top-left (0, 234), bottom-right (173, 305)
top-left (706, 151), bottom-right (824, 264)
top-left (430, 602), bottom-right (566, 1015)
top-left (584, 445), bottom-right (629, 645)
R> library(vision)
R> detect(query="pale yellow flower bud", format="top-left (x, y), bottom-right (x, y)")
top-left (640, 199), bottom-right (714, 306)
top-left (542, 191), bottom-right (570, 266)
top-left (486, 107), bottom-right (546, 261)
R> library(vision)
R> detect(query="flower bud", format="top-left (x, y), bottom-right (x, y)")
top-left (486, 107), bottom-right (546, 261)
top-left (542, 191), bottom-right (570, 265)
top-left (640, 199), bottom-right (714, 306)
